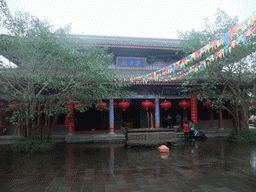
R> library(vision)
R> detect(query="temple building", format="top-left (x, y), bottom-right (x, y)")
top-left (61, 35), bottom-right (231, 134)
top-left (0, 35), bottom-right (232, 135)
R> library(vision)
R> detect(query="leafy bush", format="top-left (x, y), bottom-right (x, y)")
top-left (11, 136), bottom-right (58, 154)
top-left (226, 129), bottom-right (256, 143)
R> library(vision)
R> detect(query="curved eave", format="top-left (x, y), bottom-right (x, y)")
top-left (100, 44), bottom-right (179, 50)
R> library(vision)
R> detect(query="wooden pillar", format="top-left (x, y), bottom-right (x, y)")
top-left (65, 103), bottom-right (74, 135)
top-left (109, 99), bottom-right (114, 134)
top-left (155, 96), bottom-right (160, 128)
top-left (150, 112), bottom-right (154, 129)
top-left (218, 107), bottom-right (223, 129)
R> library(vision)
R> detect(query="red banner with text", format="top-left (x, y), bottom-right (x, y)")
top-left (190, 94), bottom-right (198, 124)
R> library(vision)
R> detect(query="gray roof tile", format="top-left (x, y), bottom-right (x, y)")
top-left (68, 35), bottom-right (181, 48)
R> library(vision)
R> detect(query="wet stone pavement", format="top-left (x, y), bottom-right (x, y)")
top-left (1, 138), bottom-right (256, 192)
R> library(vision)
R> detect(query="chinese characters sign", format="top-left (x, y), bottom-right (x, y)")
top-left (116, 57), bottom-right (146, 69)
top-left (190, 94), bottom-right (198, 124)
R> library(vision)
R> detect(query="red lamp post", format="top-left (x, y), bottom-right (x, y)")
top-left (141, 100), bottom-right (153, 111)
top-left (97, 101), bottom-right (107, 111)
top-left (118, 101), bottom-right (130, 111)
top-left (179, 100), bottom-right (191, 110)
top-left (160, 100), bottom-right (172, 111)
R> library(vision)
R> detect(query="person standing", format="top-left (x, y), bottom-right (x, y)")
top-left (188, 120), bottom-right (195, 141)
top-left (166, 113), bottom-right (172, 128)
top-left (176, 113), bottom-right (182, 130)
top-left (183, 121), bottom-right (189, 141)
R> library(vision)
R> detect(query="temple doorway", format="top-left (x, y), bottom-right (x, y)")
top-left (74, 109), bottom-right (108, 131)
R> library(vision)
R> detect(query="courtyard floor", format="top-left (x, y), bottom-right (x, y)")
top-left (0, 137), bottom-right (256, 192)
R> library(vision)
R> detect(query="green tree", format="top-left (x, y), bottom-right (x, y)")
top-left (177, 8), bottom-right (256, 130)
top-left (0, 12), bottom-right (130, 137)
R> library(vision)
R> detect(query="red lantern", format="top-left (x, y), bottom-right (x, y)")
top-left (118, 101), bottom-right (130, 111)
top-left (65, 101), bottom-right (75, 127)
top-left (141, 100), bottom-right (153, 111)
top-left (160, 100), bottom-right (172, 111)
top-left (202, 100), bottom-right (211, 109)
top-left (97, 101), bottom-right (107, 111)
top-left (8, 102), bottom-right (19, 111)
top-left (179, 100), bottom-right (191, 110)
top-left (252, 102), bottom-right (256, 107)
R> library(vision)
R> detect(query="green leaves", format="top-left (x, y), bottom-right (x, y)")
top-left (0, 12), bottom-right (130, 137)
top-left (177, 9), bottom-right (256, 130)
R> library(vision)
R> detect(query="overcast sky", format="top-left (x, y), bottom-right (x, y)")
top-left (4, 0), bottom-right (256, 39)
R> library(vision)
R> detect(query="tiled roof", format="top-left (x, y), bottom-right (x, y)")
top-left (68, 35), bottom-right (181, 49)
top-left (110, 69), bottom-right (156, 79)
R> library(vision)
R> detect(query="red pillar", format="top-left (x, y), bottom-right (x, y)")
top-left (219, 108), bottom-right (224, 129)
top-left (65, 103), bottom-right (75, 135)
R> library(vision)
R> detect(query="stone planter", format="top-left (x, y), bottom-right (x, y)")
top-left (125, 128), bottom-right (177, 148)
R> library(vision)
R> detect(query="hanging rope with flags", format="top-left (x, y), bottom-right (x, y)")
top-left (119, 13), bottom-right (256, 84)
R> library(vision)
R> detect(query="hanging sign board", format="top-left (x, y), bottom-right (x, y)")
top-left (116, 57), bottom-right (147, 69)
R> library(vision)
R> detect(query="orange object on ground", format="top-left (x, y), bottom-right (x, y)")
top-left (158, 145), bottom-right (169, 152)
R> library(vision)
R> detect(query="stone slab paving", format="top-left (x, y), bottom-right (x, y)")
top-left (1, 138), bottom-right (256, 192)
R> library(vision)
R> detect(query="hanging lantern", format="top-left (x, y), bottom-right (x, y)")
top-left (252, 102), bottom-right (256, 107)
top-left (202, 100), bottom-right (211, 109)
top-left (179, 100), bottom-right (191, 110)
top-left (36, 105), bottom-right (44, 111)
top-left (97, 101), bottom-right (107, 111)
top-left (141, 100), bottom-right (153, 111)
top-left (118, 101), bottom-right (130, 111)
top-left (160, 100), bottom-right (172, 111)
top-left (8, 102), bottom-right (19, 111)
